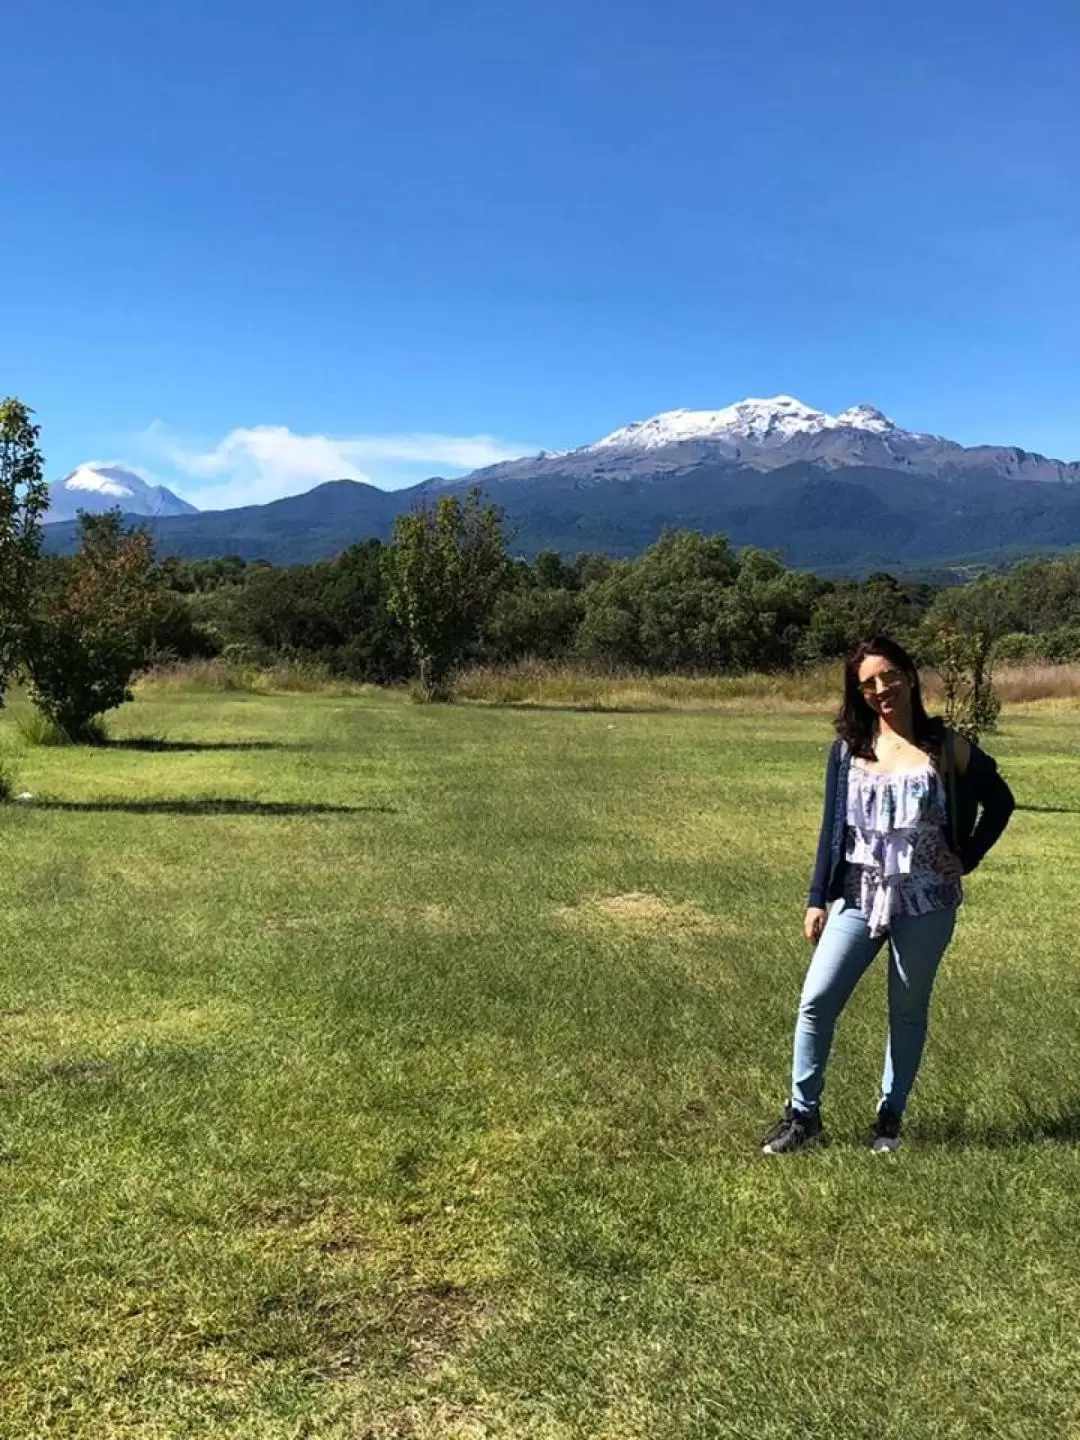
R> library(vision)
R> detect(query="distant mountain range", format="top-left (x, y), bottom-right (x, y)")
top-left (43, 398), bottom-right (1080, 572)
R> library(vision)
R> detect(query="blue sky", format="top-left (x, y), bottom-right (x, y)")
top-left (4, 0), bottom-right (1078, 507)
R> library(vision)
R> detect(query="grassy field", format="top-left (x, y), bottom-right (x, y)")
top-left (0, 682), bottom-right (1078, 1437)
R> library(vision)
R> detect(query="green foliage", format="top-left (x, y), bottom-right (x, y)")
top-left (0, 748), bottom-right (18, 800)
top-left (228, 541), bottom-right (409, 682)
top-left (385, 489), bottom-right (509, 699)
top-left (922, 576), bottom-right (1016, 742)
top-left (17, 709), bottom-right (108, 746)
top-left (101, 512), bottom-right (1080, 690)
top-left (24, 512), bottom-right (165, 741)
top-left (799, 571), bottom-right (926, 660)
top-left (576, 532), bottom-right (824, 673)
top-left (0, 398), bottom-right (49, 699)
top-left (994, 625), bottom-right (1080, 665)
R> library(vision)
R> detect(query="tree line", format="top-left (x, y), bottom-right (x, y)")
top-left (6, 397), bottom-right (1080, 741)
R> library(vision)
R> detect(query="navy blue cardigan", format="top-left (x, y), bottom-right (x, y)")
top-left (807, 736), bottom-right (1016, 909)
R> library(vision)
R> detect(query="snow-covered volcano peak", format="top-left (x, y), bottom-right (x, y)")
top-left (64, 464), bottom-right (145, 498)
top-left (46, 464), bottom-right (198, 524)
top-left (589, 395), bottom-right (828, 451)
top-left (588, 395), bottom-right (911, 454)
top-left (834, 404), bottom-right (896, 434)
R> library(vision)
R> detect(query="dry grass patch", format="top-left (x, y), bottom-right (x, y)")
top-left (994, 663), bottom-right (1080, 705)
top-left (557, 891), bottom-right (723, 938)
top-left (455, 661), bottom-right (840, 712)
top-left (264, 901), bottom-right (486, 938)
top-left (355, 1401), bottom-right (493, 1440)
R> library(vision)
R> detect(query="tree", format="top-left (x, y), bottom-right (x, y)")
top-left (25, 512), bottom-right (165, 739)
top-left (922, 576), bottom-right (1017, 742)
top-left (235, 564), bottom-right (341, 655)
top-left (801, 572), bottom-right (924, 661)
top-left (385, 490), bottom-right (509, 699)
top-left (0, 398), bottom-right (49, 699)
top-left (576, 530), bottom-right (740, 671)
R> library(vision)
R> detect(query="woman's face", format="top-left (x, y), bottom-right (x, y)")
top-left (856, 653), bottom-right (912, 722)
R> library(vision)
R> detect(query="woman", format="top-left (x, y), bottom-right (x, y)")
top-left (762, 636), bottom-right (1015, 1155)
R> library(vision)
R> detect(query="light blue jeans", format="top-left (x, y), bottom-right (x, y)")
top-left (791, 899), bottom-right (957, 1117)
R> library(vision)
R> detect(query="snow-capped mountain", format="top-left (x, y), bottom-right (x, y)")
top-left (458, 395), bottom-right (1080, 487)
top-left (46, 465), bottom-right (199, 524)
top-left (589, 396), bottom-right (908, 451)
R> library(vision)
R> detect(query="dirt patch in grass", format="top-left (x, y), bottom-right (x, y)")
top-left (403, 1281), bottom-right (488, 1383)
top-left (355, 1401), bottom-right (492, 1440)
top-left (557, 891), bottom-right (723, 938)
top-left (241, 1198), bottom-right (374, 1256)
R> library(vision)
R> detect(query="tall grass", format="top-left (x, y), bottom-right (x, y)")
top-left (457, 659), bottom-right (1080, 712)
top-left (454, 659), bottom-right (844, 710)
top-left (15, 711), bottom-right (109, 746)
top-left (138, 656), bottom-right (373, 697)
top-left (138, 655), bottom-right (1080, 713)
top-left (990, 661), bottom-right (1080, 704)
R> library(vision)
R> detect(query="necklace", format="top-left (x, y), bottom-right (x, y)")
top-left (875, 729), bottom-right (914, 758)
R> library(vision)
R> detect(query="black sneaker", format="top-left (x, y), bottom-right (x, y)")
top-left (762, 1107), bottom-right (826, 1155)
top-left (760, 1104), bottom-right (794, 1150)
top-left (870, 1105), bottom-right (903, 1153)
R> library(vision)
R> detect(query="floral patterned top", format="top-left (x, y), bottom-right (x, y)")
top-left (843, 759), bottom-right (962, 937)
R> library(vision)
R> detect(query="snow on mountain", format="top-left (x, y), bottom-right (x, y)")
top-left (589, 395), bottom-right (912, 452)
top-left (452, 394), bottom-right (1079, 490)
top-left (46, 465), bottom-right (199, 524)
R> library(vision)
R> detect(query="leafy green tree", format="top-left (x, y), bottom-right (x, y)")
top-left (385, 489), bottom-right (509, 699)
top-left (318, 540), bottom-right (410, 682)
top-left (577, 531), bottom-right (739, 671)
top-left (482, 586), bottom-right (584, 662)
top-left (575, 532), bottom-right (820, 674)
top-left (712, 549), bottom-right (826, 671)
top-left (0, 398), bottom-right (49, 698)
top-left (236, 564), bottom-right (341, 654)
top-left (1007, 554), bottom-right (1080, 634)
top-left (25, 512), bottom-right (165, 739)
top-left (922, 576), bottom-right (1017, 741)
top-left (802, 572), bottom-right (925, 660)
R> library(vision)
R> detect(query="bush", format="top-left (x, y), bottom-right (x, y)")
top-left (17, 710), bottom-right (108, 746)
top-left (0, 751), bottom-right (19, 801)
top-left (24, 513), bottom-right (165, 741)
top-left (993, 632), bottom-right (1043, 664)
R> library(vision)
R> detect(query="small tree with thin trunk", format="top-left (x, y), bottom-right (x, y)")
top-left (25, 511), bottom-right (165, 740)
top-left (0, 398), bottom-right (49, 701)
top-left (922, 576), bottom-right (1016, 743)
top-left (385, 489), bottom-right (508, 701)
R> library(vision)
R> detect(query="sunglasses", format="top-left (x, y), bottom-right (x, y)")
top-left (858, 667), bottom-right (906, 697)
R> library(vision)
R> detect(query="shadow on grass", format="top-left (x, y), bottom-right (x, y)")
top-left (30, 798), bottom-right (395, 817)
top-left (1015, 803), bottom-right (1080, 815)
top-left (463, 699), bottom-right (718, 715)
top-left (919, 1108), bottom-right (1080, 1148)
top-left (107, 738), bottom-right (297, 752)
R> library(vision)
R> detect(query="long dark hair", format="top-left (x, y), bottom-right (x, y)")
top-left (836, 635), bottom-right (944, 760)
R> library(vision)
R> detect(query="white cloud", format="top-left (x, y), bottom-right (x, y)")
top-left (139, 422), bottom-right (533, 511)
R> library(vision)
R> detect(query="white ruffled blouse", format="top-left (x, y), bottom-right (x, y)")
top-left (844, 760), bottom-right (962, 937)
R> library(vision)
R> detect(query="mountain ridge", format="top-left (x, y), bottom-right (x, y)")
top-left (43, 398), bottom-right (1080, 571)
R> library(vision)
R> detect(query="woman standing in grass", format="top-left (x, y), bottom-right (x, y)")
top-left (762, 636), bottom-right (1015, 1155)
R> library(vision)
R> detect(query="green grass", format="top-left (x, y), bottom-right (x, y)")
top-left (0, 685), bottom-right (1078, 1437)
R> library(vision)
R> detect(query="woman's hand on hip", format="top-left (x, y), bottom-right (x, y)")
top-left (804, 907), bottom-right (827, 945)
top-left (935, 851), bottom-right (964, 879)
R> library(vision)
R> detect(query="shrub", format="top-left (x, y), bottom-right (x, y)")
top-left (24, 513), bottom-right (165, 740)
top-left (0, 751), bottom-right (19, 801)
top-left (17, 710), bottom-right (108, 746)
